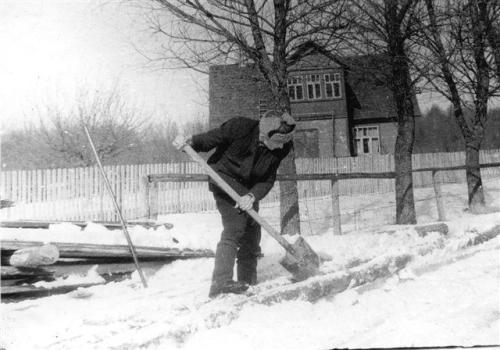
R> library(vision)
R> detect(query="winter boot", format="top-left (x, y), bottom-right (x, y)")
top-left (208, 280), bottom-right (249, 298)
top-left (237, 263), bottom-right (257, 285)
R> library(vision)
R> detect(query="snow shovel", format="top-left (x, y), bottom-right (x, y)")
top-left (182, 144), bottom-right (320, 282)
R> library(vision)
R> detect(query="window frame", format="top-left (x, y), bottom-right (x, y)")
top-left (306, 74), bottom-right (322, 100)
top-left (287, 75), bottom-right (304, 101)
top-left (354, 125), bottom-right (380, 155)
top-left (324, 73), bottom-right (342, 99)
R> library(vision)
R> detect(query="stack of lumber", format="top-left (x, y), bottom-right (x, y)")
top-left (1, 220), bottom-right (214, 302)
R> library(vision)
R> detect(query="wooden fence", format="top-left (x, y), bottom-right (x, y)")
top-left (1, 149), bottom-right (500, 221)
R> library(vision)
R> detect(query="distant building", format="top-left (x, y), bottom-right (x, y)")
top-left (209, 42), bottom-right (421, 158)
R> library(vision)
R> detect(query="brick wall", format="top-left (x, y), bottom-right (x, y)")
top-left (378, 122), bottom-right (398, 154)
top-left (209, 64), bottom-right (272, 128)
top-left (334, 118), bottom-right (351, 157)
top-left (295, 119), bottom-right (334, 157)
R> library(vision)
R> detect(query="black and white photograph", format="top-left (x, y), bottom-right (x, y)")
top-left (1, 1), bottom-right (499, 349)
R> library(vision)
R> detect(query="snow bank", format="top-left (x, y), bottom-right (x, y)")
top-left (2, 218), bottom-right (499, 350)
top-left (1, 180), bottom-right (500, 349)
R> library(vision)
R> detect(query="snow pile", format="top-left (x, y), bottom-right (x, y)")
top-left (1, 215), bottom-right (499, 350)
top-left (0, 213), bottom-right (221, 251)
top-left (1, 179), bottom-right (500, 349)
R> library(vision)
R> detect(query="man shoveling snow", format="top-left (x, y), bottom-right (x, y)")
top-left (174, 111), bottom-right (296, 298)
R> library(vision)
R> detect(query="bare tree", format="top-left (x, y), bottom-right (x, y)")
top-left (483, 1), bottom-right (500, 81)
top-left (419, 0), bottom-right (500, 210)
top-left (140, 0), bottom-right (350, 235)
top-left (1, 124), bottom-right (60, 169)
top-left (182, 113), bottom-right (209, 136)
top-left (347, 0), bottom-right (425, 224)
top-left (140, 119), bottom-right (183, 163)
top-left (37, 87), bottom-right (147, 167)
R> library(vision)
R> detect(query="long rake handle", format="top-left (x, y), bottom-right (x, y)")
top-left (182, 144), bottom-right (295, 253)
top-left (84, 126), bottom-right (148, 288)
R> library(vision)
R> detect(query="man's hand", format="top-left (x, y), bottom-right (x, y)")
top-left (235, 193), bottom-right (255, 211)
top-left (173, 135), bottom-right (191, 150)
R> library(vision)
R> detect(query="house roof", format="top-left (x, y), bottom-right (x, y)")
top-left (287, 41), bottom-right (345, 70)
top-left (342, 54), bottom-right (398, 121)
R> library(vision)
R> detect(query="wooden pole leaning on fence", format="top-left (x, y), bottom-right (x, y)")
top-left (84, 126), bottom-right (148, 288)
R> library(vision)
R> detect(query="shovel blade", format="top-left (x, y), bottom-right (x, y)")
top-left (279, 236), bottom-right (320, 282)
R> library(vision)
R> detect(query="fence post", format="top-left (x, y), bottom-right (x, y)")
top-left (140, 175), bottom-right (151, 220)
top-left (432, 170), bottom-right (446, 221)
top-left (149, 180), bottom-right (159, 221)
top-left (331, 175), bottom-right (342, 235)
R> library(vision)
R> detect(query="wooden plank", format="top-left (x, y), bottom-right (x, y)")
top-left (0, 220), bottom-right (173, 230)
top-left (2, 260), bottom-right (168, 281)
top-left (0, 170), bottom-right (6, 201)
top-left (20, 170), bottom-right (26, 204)
top-left (41, 260), bottom-right (170, 277)
top-left (50, 168), bottom-right (57, 218)
top-left (149, 181), bottom-right (159, 220)
top-left (1, 266), bottom-right (54, 280)
top-left (95, 165), bottom-right (105, 221)
top-left (36, 169), bottom-right (42, 204)
top-left (27, 170), bottom-right (33, 203)
top-left (118, 165), bottom-right (125, 218)
top-left (147, 160), bottom-right (500, 185)
top-left (414, 223), bottom-right (449, 237)
top-left (1, 282), bottom-right (106, 301)
top-left (149, 172), bottom-right (397, 183)
top-left (1, 240), bottom-right (213, 259)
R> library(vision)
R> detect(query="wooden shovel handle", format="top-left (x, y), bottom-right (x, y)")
top-left (182, 144), bottom-right (295, 252)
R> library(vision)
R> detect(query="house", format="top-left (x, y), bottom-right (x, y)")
top-left (208, 43), bottom-right (421, 158)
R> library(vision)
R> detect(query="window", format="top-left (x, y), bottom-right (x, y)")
top-left (294, 129), bottom-right (319, 158)
top-left (287, 76), bottom-right (304, 101)
top-left (354, 126), bottom-right (380, 155)
top-left (324, 73), bottom-right (341, 98)
top-left (306, 74), bottom-right (322, 100)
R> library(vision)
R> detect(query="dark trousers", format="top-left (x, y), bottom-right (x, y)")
top-left (210, 191), bottom-right (261, 290)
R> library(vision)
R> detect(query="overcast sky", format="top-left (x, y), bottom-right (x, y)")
top-left (0, 0), bottom-right (451, 133)
top-left (0, 0), bottom-right (208, 132)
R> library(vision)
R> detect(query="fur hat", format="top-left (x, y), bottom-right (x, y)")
top-left (259, 111), bottom-right (296, 150)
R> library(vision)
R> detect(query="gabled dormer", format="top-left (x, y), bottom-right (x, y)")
top-left (285, 42), bottom-right (348, 123)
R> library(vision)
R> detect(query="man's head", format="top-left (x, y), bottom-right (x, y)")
top-left (259, 111), bottom-right (296, 150)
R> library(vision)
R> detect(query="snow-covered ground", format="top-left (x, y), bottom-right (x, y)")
top-left (1, 180), bottom-right (500, 349)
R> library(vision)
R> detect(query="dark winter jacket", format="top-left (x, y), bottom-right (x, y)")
top-left (190, 117), bottom-right (292, 201)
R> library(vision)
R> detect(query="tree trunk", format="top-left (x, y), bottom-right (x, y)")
top-left (275, 82), bottom-right (301, 236)
top-left (463, 108), bottom-right (487, 211)
top-left (386, 1), bottom-right (417, 225)
top-left (449, 101), bottom-right (485, 209)
top-left (465, 140), bottom-right (485, 209)
top-left (467, 0), bottom-right (489, 210)
top-left (394, 106), bottom-right (416, 224)
top-left (279, 148), bottom-right (301, 236)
